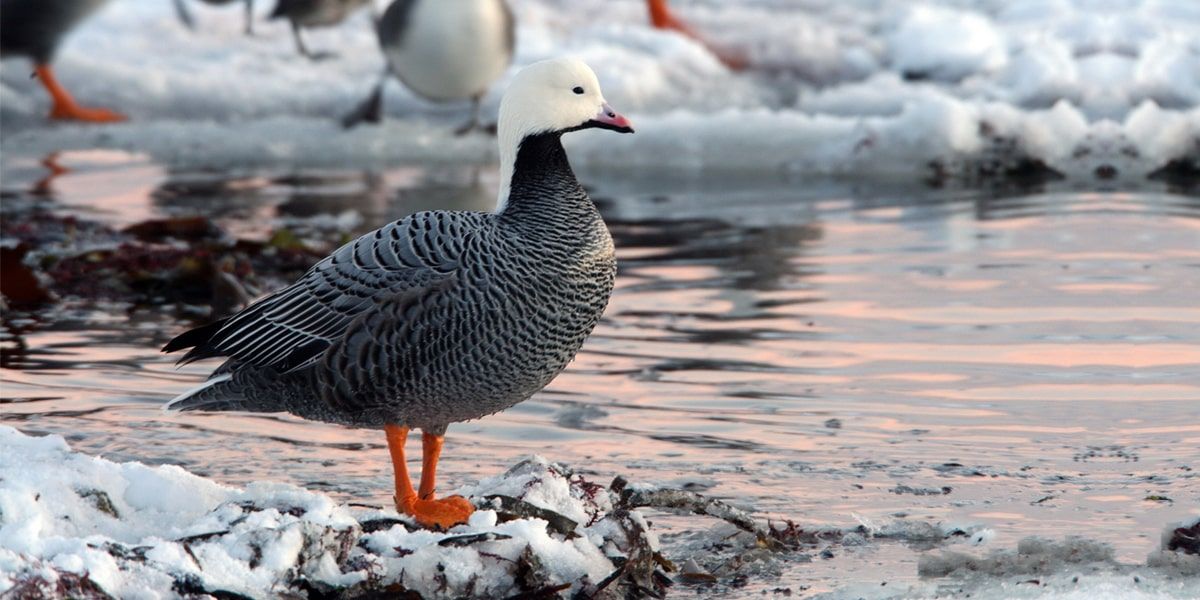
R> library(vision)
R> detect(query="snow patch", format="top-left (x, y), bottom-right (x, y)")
top-left (919, 536), bottom-right (1117, 577)
top-left (887, 5), bottom-right (1008, 81)
top-left (0, 427), bottom-right (667, 599)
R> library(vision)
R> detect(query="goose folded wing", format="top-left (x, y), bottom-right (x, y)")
top-left (165, 215), bottom-right (472, 372)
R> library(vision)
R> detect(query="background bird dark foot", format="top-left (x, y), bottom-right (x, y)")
top-left (399, 495), bottom-right (475, 530)
top-left (454, 121), bottom-right (496, 136)
top-left (340, 84), bottom-right (384, 129)
top-left (173, 0), bottom-right (197, 30)
top-left (302, 50), bottom-right (339, 62)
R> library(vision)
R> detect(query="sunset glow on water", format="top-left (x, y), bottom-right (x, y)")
top-left (2, 153), bottom-right (1197, 594)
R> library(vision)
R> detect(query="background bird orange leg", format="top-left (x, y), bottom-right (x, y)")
top-left (385, 425), bottom-right (474, 529)
top-left (35, 64), bottom-right (126, 123)
top-left (646, 0), bottom-right (698, 37)
top-left (644, 0), bottom-right (748, 70)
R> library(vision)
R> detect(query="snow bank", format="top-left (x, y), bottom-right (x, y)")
top-left (896, 533), bottom-right (1200, 600)
top-left (1, 0), bottom-right (1197, 182)
top-left (0, 426), bottom-right (356, 597)
top-left (887, 5), bottom-right (1008, 81)
top-left (918, 536), bottom-right (1118, 577)
top-left (0, 426), bottom-right (669, 599)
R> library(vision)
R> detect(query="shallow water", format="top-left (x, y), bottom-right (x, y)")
top-left (2, 151), bottom-right (1198, 595)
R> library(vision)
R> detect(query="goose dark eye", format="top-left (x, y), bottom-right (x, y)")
top-left (572, 86), bottom-right (585, 95)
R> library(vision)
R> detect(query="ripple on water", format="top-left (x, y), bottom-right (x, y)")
top-left (2, 154), bottom-right (1199, 591)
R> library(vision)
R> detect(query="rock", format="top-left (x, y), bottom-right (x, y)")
top-left (0, 244), bottom-right (52, 306)
top-left (1164, 519), bottom-right (1200, 555)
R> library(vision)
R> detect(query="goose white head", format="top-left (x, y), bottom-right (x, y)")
top-left (496, 58), bottom-right (633, 212)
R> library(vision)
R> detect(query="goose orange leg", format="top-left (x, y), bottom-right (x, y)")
top-left (645, 0), bottom-right (747, 70)
top-left (385, 424), bottom-right (474, 530)
top-left (35, 64), bottom-right (125, 123)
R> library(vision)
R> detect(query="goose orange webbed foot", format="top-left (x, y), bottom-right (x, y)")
top-left (397, 494), bottom-right (475, 530)
top-left (385, 424), bottom-right (475, 531)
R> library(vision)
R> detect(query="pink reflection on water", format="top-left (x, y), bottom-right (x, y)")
top-left (3, 160), bottom-right (1199, 582)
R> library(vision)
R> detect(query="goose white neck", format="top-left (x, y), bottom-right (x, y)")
top-left (491, 57), bottom-right (616, 212)
top-left (494, 110), bottom-right (554, 213)
top-left (494, 126), bottom-right (521, 213)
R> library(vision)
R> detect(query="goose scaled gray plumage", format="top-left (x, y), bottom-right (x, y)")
top-left (164, 58), bottom-right (634, 439)
top-left (166, 192), bottom-right (613, 434)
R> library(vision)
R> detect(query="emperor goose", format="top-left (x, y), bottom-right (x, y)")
top-left (164, 57), bottom-right (633, 529)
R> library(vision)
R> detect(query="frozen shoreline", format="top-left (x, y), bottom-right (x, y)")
top-left (0, 426), bottom-right (663, 598)
top-left (2, 426), bottom-right (1197, 599)
top-left (1, 0), bottom-right (1197, 183)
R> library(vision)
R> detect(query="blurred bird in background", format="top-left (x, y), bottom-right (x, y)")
top-left (0, 0), bottom-right (125, 122)
top-left (342, 0), bottom-right (514, 134)
top-left (173, 0), bottom-right (256, 35)
top-left (269, 0), bottom-right (371, 60)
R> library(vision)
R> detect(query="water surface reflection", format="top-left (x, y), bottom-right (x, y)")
top-left (2, 153), bottom-right (1198, 592)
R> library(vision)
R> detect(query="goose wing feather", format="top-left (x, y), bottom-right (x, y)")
top-left (166, 211), bottom-right (488, 372)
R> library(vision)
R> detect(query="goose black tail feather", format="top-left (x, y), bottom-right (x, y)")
top-left (164, 370), bottom-right (291, 414)
top-left (162, 318), bottom-right (228, 356)
top-left (163, 374), bottom-right (240, 413)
